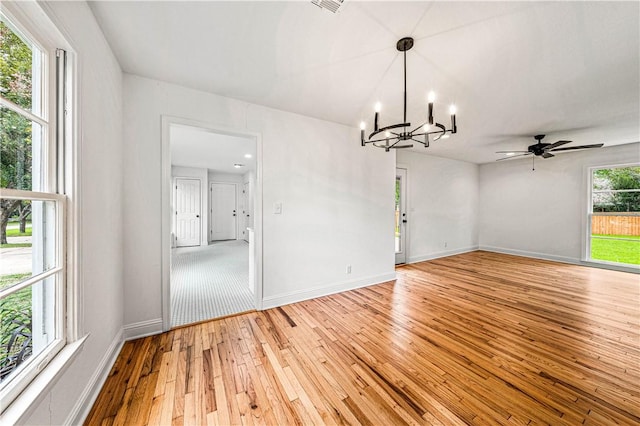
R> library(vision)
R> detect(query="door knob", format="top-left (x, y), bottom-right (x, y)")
top-left (196, 215), bottom-right (200, 218)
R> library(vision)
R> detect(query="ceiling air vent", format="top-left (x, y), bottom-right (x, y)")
top-left (311, 0), bottom-right (344, 13)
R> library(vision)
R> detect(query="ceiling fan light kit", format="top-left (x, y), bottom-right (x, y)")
top-left (360, 37), bottom-right (458, 152)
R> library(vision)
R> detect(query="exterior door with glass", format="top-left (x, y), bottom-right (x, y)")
top-left (395, 168), bottom-right (407, 264)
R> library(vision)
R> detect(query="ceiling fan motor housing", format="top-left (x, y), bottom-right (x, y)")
top-left (529, 143), bottom-right (550, 156)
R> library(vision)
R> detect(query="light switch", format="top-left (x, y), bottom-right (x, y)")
top-left (274, 202), bottom-right (282, 214)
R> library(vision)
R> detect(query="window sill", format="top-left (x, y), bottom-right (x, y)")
top-left (0, 334), bottom-right (89, 425)
top-left (581, 260), bottom-right (640, 274)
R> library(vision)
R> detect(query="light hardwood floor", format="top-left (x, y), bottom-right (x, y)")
top-left (85, 251), bottom-right (640, 425)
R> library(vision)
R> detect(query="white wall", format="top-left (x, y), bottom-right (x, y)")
top-left (172, 165), bottom-right (208, 246)
top-left (24, 2), bottom-right (124, 425)
top-left (123, 74), bottom-right (395, 325)
top-left (396, 151), bottom-right (479, 263)
top-left (479, 143), bottom-right (640, 263)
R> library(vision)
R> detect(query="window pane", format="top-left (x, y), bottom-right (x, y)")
top-left (0, 199), bottom-right (56, 289)
top-left (395, 176), bottom-right (401, 253)
top-left (0, 17), bottom-right (43, 116)
top-left (0, 106), bottom-right (44, 192)
top-left (591, 236), bottom-right (640, 265)
top-left (592, 167), bottom-right (640, 212)
top-left (0, 285), bottom-right (31, 383)
top-left (0, 276), bottom-right (56, 384)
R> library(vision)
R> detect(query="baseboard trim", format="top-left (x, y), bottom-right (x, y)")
top-left (123, 318), bottom-right (163, 341)
top-left (480, 245), bottom-right (639, 274)
top-left (407, 246), bottom-right (479, 264)
top-left (64, 330), bottom-right (123, 426)
top-left (479, 245), bottom-right (580, 265)
top-left (261, 272), bottom-right (397, 310)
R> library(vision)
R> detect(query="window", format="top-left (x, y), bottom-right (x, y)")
top-left (588, 165), bottom-right (640, 267)
top-left (0, 5), bottom-right (72, 411)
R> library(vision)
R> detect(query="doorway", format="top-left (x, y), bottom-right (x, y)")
top-left (395, 167), bottom-right (408, 264)
top-left (161, 117), bottom-right (262, 330)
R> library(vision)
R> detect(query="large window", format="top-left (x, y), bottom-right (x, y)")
top-left (588, 165), bottom-right (640, 266)
top-left (0, 7), bottom-right (70, 411)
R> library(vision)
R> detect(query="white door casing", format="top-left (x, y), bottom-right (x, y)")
top-left (242, 181), bottom-right (250, 242)
top-left (395, 168), bottom-right (408, 264)
top-left (175, 178), bottom-right (201, 247)
top-left (210, 182), bottom-right (237, 241)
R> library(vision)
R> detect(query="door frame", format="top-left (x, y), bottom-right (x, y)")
top-left (161, 115), bottom-right (264, 331)
top-left (209, 181), bottom-right (238, 242)
top-left (395, 164), bottom-right (409, 264)
top-left (241, 180), bottom-right (250, 242)
top-left (174, 176), bottom-right (202, 247)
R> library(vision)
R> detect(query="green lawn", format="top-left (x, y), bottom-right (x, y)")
top-left (6, 223), bottom-right (32, 237)
top-left (591, 235), bottom-right (640, 265)
top-left (0, 243), bottom-right (32, 248)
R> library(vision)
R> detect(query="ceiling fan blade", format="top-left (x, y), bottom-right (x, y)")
top-left (550, 143), bottom-right (604, 152)
top-left (495, 150), bottom-right (529, 153)
top-left (393, 144), bottom-right (414, 149)
top-left (496, 153), bottom-right (531, 161)
top-left (542, 152), bottom-right (555, 158)
top-left (544, 140), bottom-right (571, 150)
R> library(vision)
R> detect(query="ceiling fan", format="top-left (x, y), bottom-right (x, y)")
top-left (496, 134), bottom-right (603, 169)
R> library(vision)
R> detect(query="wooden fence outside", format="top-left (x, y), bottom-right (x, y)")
top-left (592, 214), bottom-right (640, 236)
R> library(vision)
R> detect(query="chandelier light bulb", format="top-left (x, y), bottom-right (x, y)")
top-left (360, 121), bottom-right (366, 130)
top-left (449, 104), bottom-right (457, 115)
top-left (427, 91), bottom-right (436, 103)
top-left (385, 130), bottom-right (391, 138)
top-left (423, 124), bottom-right (431, 132)
top-left (374, 102), bottom-right (382, 113)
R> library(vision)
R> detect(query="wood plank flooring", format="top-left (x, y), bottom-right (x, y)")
top-left (85, 251), bottom-right (640, 425)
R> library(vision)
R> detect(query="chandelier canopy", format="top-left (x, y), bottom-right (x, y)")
top-left (360, 37), bottom-right (458, 151)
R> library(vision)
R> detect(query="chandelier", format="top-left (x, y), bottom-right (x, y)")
top-left (360, 37), bottom-right (458, 151)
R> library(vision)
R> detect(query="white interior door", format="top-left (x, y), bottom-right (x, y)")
top-left (175, 178), bottom-right (201, 247)
top-left (210, 182), bottom-right (237, 241)
top-left (242, 181), bottom-right (250, 242)
top-left (395, 168), bottom-right (407, 264)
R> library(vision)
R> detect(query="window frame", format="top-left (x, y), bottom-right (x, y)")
top-left (586, 163), bottom-right (640, 269)
top-left (0, 0), bottom-right (81, 418)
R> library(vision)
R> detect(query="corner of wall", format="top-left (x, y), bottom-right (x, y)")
top-left (64, 329), bottom-right (124, 425)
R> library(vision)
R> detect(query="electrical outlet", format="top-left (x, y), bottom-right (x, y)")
top-left (346, 265), bottom-right (352, 274)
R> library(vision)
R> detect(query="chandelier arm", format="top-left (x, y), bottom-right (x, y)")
top-left (411, 121), bottom-right (451, 136)
top-left (363, 136), bottom-right (400, 145)
top-left (389, 138), bottom-right (405, 148)
top-left (411, 121), bottom-right (429, 134)
top-left (368, 122), bottom-right (411, 140)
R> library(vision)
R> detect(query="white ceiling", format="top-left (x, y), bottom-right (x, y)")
top-left (90, 1), bottom-right (640, 164)
top-left (170, 124), bottom-right (256, 174)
